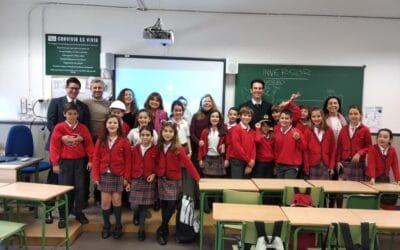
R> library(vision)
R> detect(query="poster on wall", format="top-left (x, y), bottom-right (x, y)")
top-left (45, 34), bottom-right (101, 77)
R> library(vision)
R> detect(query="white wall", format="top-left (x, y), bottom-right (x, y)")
top-left (1, 0), bottom-right (400, 155)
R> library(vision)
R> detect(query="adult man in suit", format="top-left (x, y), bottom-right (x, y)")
top-left (45, 77), bottom-right (91, 227)
top-left (239, 79), bottom-right (273, 128)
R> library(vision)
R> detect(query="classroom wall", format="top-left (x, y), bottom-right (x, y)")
top-left (1, 0), bottom-right (400, 158)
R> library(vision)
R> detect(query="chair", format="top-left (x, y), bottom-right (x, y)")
top-left (5, 125), bottom-right (51, 182)
top-left (0, 220), bottom-right (27, 249)
top-left (232, 220), bottom-right (291, 250)
top-left (325, 222), bottom-right (377, 250)
top-left (282, 186), bottom-right (325, 207)
top-left (219, 190), bottom-right (261, 249)
top-left (345, 194), bottom-right (380, 209)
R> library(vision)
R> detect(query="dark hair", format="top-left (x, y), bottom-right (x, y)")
top-left (347, 105), bottom-right (363, 115)
top-left (63, 102), bottom-right (79, 114)
top-left (66, 77), bottom-right (81, 88)
top-left (136, 109), bottom-right (153, 128)
top-left (377, 128), bottom-right (393, 142)
top-left (139, 125), bottom-right (154, 137)
top-left (208, 109), bottom-right (226, 137)
top-left (144, 92), bottom-right (164, 110)
top-left (177, 96), bottom-right (187, 103)
top-left (228, 107), bottom-right (239, 114)
top-left (171, 100), bottom-right (185, 113)
top-left (323, 96), bottom-right (343, 115)
top-left (117, 88), bottom-right (138, 115)
top-left (280, 109), bottom-right (293, 118)
top-left (250, 79), bottom-right (265, 89)
top-left (99, 114), bottom-right (123, 147)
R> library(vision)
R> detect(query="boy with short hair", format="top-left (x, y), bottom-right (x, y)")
top-left (228, 106), bottom-right (256, 179)
top-left (274, 109), bottom-right (306, 179)
top-left (50, 102), bottom-right (94, 228)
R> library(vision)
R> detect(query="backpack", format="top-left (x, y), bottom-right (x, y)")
top-left (254, 220), bottom-right (284, 250)
top-left (323, 222), bottom-right (370, 250)
top-left (175, 194), bottom-right (199, 243)
top-left (290, 187), bottom-right (314, 207)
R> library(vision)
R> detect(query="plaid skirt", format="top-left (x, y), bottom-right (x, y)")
top-left (202, 155), bottom-right (226, 176)
top-left (129, 177), bottom-right (156, 205)
top-left (158, 177), bottom-right (182, 201)
top-left (99, 173), bottom-right (124, 193)
top-left (309, 162), bottom-right (330, 180)
top-left (339, 160), bottom-right (365, 181)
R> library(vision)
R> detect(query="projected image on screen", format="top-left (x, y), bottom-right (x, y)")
top-left (115, 56), bottom-right (225, 118)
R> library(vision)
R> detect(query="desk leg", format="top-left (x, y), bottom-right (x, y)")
top-left (40, 202), bottom-right (46, 250)
top-left (64, 193), bottom-right (70, 250)
top-left (199, 191), bottom-right (205, 250)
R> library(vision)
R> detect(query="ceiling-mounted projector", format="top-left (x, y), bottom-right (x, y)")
top-left (143, 18), bottom-right (174, 46)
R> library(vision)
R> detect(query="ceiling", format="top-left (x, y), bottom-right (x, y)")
top-left (33, 0), bottom-right (400, 19)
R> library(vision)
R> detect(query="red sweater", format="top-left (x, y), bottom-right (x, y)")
top-left (198, 128), bottom-right (226, 160)
top-left (336, 124), bottom-right (372, 162)
top-left (254, 128), bottom-right (274, 162)
top-left (366, 145), bottom-right (400, 181)
top-left (274, 126), bottom-right (306, 166)
top-left (228, 124), bottom-right (256, 166)
top-left (91, 137), bottom-right (131, 181)
top-left (130, 144), bottom-right (158, 179)
top-left (303, 127), bottom-right (336, 172)
top-left (156, 147), bottom-right (200, 181)
top-left (50, 122), bottom-right (94, 166)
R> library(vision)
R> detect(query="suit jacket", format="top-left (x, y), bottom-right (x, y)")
top-left (239, 100), bottom-right (272, 128)
top-left (46, 96), bottom-right (90, 150)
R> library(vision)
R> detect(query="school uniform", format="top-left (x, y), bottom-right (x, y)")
top-left (92, 137), bottom-right (131, 193)
top-left (156, 146), bottom-right (200, 200)
top-left (50, 121), bottom-right (94, 216)
top-left (129, 144), bottom-right (158, 205)
top-left (336, 123), bottom-right (372, 181)
top-left (303, 127), bottom-right (336, 180)
top-left (366, 144), bottom-right (400, 207)
top-left (274, 125), bottom-right (306, 179)
top-left (228, 122), bottom-right (256, 178)
top-left (253, 127), bottom-right (275, 178)
top-left (127, 127), bottom-right (158, 146)
top-left (198, 128), bottom-right (226, 176)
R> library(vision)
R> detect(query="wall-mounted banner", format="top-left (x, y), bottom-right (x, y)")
top-left (46, 34), bottom-right (101, 76)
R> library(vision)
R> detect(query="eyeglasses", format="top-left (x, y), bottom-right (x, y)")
top-left (68, 87), bottom-right (80, 91)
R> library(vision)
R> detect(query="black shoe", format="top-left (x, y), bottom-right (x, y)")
top-left (75, 213), bottom-right (89, 224)
top-left (153, 200), bottom-right (160, 211)
top-left (156, 226), bottom-right (168, 245)
top-left (45, 212), bottom-right (53, 224)
top-left (133, 214), bottom-right (139, 225)
top-left (58, 218), bottom-right (66, 229)
top-left (138, 230), bottom-right (146, 241)
top-left (113, 226), bottom-right (123, 239)
top-left (101, 227), bottom-right (111, 239)
top-left (203, 204), bottom-right (211, 214)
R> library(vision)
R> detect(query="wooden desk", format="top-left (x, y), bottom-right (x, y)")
top-left (307, 180), bottom-right (378, 194)
top-left (213, 203), bottom-right (287, 250)
top-left (350, 209), bottom-right (400, 231)
top-left (0, 183), bottom-right (9, 188)
top-left (198, 179), bottom-right (259, 250)
top-left (362, 182), bottom-right (400, 193)
top-left (252, 178), bottom-right (313, 191)
top-left (0, 182), bottom-right (73, 250)
top-left (0, 157), bottom-right (43, 182)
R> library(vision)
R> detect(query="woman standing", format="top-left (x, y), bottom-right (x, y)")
top-left (117, 88), bottom-right (138, 129)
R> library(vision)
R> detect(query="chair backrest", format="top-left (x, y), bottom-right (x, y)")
top-left (346, 194), bottom-right (379, 209)
top-left (327, 222), bottom-right (377, 250)
top-left (282, 186), bottom-right (325, 207)
top-left (243, 220), bottom-right (291, 249)
top-left (223, 189), bottom-right (261, 204)
top-left (5, 125), bottom-right (34, 157)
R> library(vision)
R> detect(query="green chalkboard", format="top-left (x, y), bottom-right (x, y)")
top-left (235, 64), bottom-right (364, 113)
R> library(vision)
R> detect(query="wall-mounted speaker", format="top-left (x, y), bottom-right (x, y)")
top-left (226, 57), bottom-right (238, 74)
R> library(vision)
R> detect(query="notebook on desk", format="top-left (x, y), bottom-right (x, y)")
top-left (0, 156), bottom-right (18, 162)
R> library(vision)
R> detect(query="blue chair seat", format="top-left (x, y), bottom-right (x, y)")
top-left (20, 161), bottom-right (51, 173)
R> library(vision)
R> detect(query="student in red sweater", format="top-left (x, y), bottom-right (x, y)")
top-left (336, 105), bottom-right (372, 181)
top-left (128, 126), bottom-right (158, 241)
top-left (228, 106), bottom-right (256, 179)
top-left (274, 109), bottom-right (306, 179)
top-left (254, 117), bottom-right (275, 178)
top-left (91, 115), bottom-right (131, 239)
top-left (366, 128), bottom-right (400, 209)
top-left (50, 102), bottom-right (94, 229)
top-left (155, 121), bottom-right (200, 245)
top-left (303, 107), bottom-right (336, 180)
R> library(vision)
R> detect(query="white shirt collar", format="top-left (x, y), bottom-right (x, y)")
top-left (65, 120), bottom-right (78, 129)
top-left (251, 98), bottom-right (262, 105)
top-left (66, 96), bottom-right (76, 103)
top-left (379, 145), bottom-right (389, 156)
top-left (240, 121), bottom-right (249, 131)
